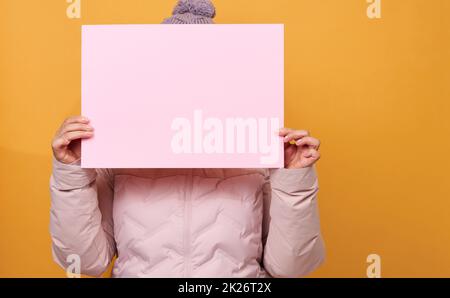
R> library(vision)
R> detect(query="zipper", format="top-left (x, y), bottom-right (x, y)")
top-left (184, 170), bottom-right (194, 277)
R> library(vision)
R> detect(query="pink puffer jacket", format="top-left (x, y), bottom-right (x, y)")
top-left (49, 158), bottom-right (325, 277)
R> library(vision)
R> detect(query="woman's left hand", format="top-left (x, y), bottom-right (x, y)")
top-left (279, 128), bottom-right (321, 169)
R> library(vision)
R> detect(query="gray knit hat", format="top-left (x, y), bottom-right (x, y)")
top-left (162, 0), bottom-right (216, 24)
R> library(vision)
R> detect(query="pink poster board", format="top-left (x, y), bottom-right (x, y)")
top-left (81, 24), bottom-right (284, 168)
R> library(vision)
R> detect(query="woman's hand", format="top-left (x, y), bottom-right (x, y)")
top-left (279, 128), bottom-right (321, 169)
top-left (51, 116), bottom-right (94, 164)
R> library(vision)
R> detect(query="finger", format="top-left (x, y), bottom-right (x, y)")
top-left (63, 116), bottom-right (90, 126)
top-left (283, 130), bottom-right (310, 143)
top-left (52, 136), bottom-right (68, 150)
top-left (58, 116), bottom-right (90, 134)
top-left (304, 148), bottom-right (320, 160)
top-left (60, 123), bottom-right (94, 135)
top-left (52, 131), bottom-right (93, 150)
top-left (301, 149), bottom-right (321, 167)
top-left (296, 137), bottom-right (320, 149)
top-left (64, 130), bottom-right (94, 142)
top-left (278, 127), bottom-right (293, 137)
top-left (55, 131), bottom-right (93, 149)
top-left (52, 134), bottom-right (73, 150)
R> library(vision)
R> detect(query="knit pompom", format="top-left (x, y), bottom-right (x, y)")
top-left (172, 0), bottom-right (216, 18)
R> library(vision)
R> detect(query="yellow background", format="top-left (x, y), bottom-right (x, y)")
top-left (1, 0), bottom-right (449, 277)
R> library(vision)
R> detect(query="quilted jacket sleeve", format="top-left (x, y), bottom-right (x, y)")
top-left (49, 157), bottom-right (116, 277)
top-left (262, 166), bottom-right (325, 277)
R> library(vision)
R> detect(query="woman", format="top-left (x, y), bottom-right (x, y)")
top-left (49, 0), bottom-right (325, 278)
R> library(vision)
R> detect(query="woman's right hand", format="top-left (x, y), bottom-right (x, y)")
top-left (52, 116), bottom-right (94, 164)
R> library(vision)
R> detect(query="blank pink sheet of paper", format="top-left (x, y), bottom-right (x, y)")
top-left (81, 24), bottom-right (284, 168)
